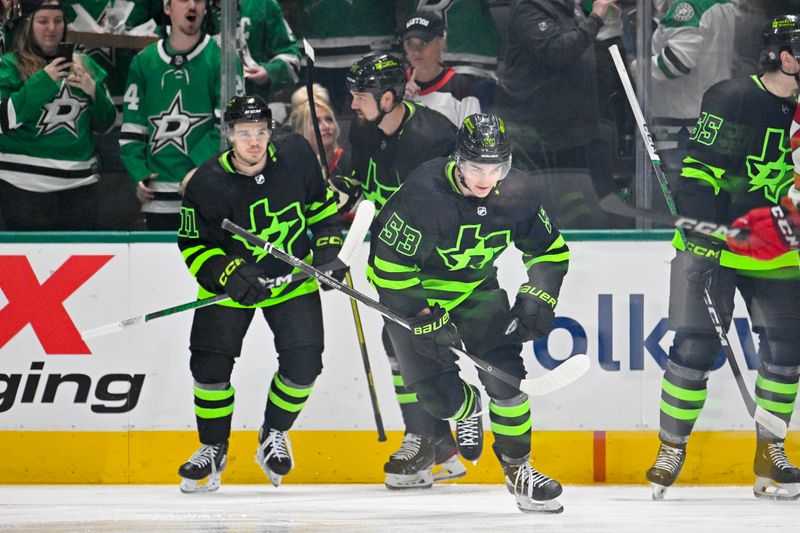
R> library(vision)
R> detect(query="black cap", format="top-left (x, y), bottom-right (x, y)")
top-left (21, 0), bottom-right (63, 18)
top-left (402, 11), bottom-right (445, 41)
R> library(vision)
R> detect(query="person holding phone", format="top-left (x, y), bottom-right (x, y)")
top-left (0, 0), bottom-right (116, 230)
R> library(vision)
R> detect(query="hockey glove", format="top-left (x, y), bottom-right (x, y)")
top-left (312, 230), bottom-right (345, 291)
top-left (727, 197), bottom-right (800, 261)
top-left (329, 175), bottom-right (362, 214)
top-left (505, 284), bottom-right (557, 343)
top-left (219, 257), bottom-right (270, 306)
top-left (409, 304), bottom-right (460, 365)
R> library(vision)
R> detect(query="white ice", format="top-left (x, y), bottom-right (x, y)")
top-left (0, 484), bottom-right (796, 532)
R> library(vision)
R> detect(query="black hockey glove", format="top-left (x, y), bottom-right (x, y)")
top-left (312, 230), bottom-right (345, 291)
top-left (409, 304), bottom-right (460, 365)
top-left (329, 175), bottom-right (362, 214)
top-left (683, 236), bottom-right (722, 293)
top-left (505, 284), bottom-right (557, 343)
top-left (219, 257), bottom-right (270, 306)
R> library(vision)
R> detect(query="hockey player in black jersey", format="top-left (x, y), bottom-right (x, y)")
top-left (175, 96), bottom-right (343, 493)
top-left (367, 113), bottom-right (570, 513)
top-left (339, 51), bottom-right (466, 488)
top-left (646, 15), bottom-right (800, 501)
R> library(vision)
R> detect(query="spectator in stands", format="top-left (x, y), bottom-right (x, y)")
top-left (401, 10), bottom-right (480, 127)
top-left (120, 0), bottom-right (228, 231)
top-left (295, 0), bottom-right (396, 113)
top-left (1, 0), bottom-right (13, 54)
top-left (633, 0), bottom-right (737, 175)
top-left (288, 83), bottom-right (349, 183)
top-left (401, 1), bottom-right (501, 109)
top-left (238, 0), bottom-right (301, 102)
top-left (0, 0), bottom-right (116, 230)
top-left (493, 0), bottom-right (620, 223)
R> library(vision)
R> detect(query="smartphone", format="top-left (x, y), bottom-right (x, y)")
top-left (56, 42), bottom-right (74, 62)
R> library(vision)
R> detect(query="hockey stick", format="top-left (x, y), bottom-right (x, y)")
top-left (304, 40), bottom-right (387, 442)
top-left (80, 203), bottom-right (373, 341)
top-left (221, 218), bottom-right (591, 397)
top-left (609, 44), bottom-right (787, 439)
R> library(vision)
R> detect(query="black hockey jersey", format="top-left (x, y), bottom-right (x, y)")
top-left (675, 75), bottom-right (799, 271)
top-left (348, 101), bottom-right (456, 211)
top-left (177, 134), bottom-right (341, 307)
top-left (367, 157), bottom-right (569, 316)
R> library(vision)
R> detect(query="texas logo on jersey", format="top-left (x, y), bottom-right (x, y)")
top-left (234, 198), bottom-right (305, 260)
top-left (438, 224), bottom-right (510, 271)
top-left (147, 92), bottom-right (211, 155)
top-left (36, 83), bottom-right (89, 138)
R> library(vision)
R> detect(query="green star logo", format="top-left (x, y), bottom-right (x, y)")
top-left (362, 158), bottom-right (401, 209)
top-left (746, 128), bottom-right (793, 203)
top-left (437, 225), bottom-right (510, 271)
top-left (234, 198), bottom-right (304, 261)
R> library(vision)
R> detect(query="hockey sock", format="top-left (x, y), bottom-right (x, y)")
top-left (658, 362), bottom-right (708, 445)
top-left (194, 381), bottom-right (235, 444)
top-left (755, 362), bottom-right (799, 438)
top-left (489, 393), bottom-right (532, 460)
top-left (450, 382), bottom-right (479, 421)
top-left (264, 373), bottom-right (314, 431)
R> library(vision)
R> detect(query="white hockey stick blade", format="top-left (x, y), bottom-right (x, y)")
top-left (754, 405), bottom-right (788, 440)
top-left (82, 318), bottom-right (138, 340)
top-left (339, 200), bottom-right (374, 266)
top-left (518, 354), bottom-right (591, 397)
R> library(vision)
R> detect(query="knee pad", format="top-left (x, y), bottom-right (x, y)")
top-left (669, 333), bottom-right (719, 373)
top-left (411, 372), bottom-right (466, 420)
top-left (190, 350), bottom-right (235, 383)
top-left (760, 336), bottom-right (800, 369)
top-left (277, 346), bottom-right (322, 386)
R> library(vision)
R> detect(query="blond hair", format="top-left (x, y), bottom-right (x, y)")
top-left (288, 84), bottom-right (340, 149)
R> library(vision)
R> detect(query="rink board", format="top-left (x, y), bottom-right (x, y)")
top-left (0, 232), bottom-right (797, 484)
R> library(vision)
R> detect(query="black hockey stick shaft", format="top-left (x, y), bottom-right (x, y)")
top-left (609, 44), bottom-right (786, 438)
top-left (222, 218), bottom-right (533, 394)
top-left (304, 40), bottom-right (386, 442)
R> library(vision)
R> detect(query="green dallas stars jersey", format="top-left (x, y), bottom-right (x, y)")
top-left (0, 52), bottom-right (116, 192)
top-left (674, 75), bottom-right (800, 271)
top-left (177, 134), bottom-right (341, 308)
top-left (120, 34), bottom-right (227, 214)
top-left (348, 101), bottom-right (456, 211)
top-left (367, 157), bottom-right (569, 316)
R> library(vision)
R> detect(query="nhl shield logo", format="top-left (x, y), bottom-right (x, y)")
top-left (477, 206), bottom-right (487, 216)
top-left (255, 174), bottom-right (265, 184)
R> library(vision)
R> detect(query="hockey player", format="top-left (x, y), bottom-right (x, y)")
top-left (367, 113), bottom-right (569, 512)
top-left (341, 51), bottom-right (466, 489)
top-left (120, 0), bottom-right (233, 230)
top-left (175, 95), bottom-right (343, 492)
top-left (646, 15), bottom-right (800, 501)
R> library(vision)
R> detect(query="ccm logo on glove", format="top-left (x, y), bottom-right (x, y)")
top-left (219, 257), bottom-right (245, 286)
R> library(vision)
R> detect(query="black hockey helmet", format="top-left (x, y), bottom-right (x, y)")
top-left (760, 14), bottom-right (800, 66)
top-left (454, 113), bottom-right (512, 179)
top-left (224, 95), bottom-right (272, 128)
top-left (346, 52), bottom-right (406, 104)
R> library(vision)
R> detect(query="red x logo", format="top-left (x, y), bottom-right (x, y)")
top-left (0, 255), bottom-right (113, 354)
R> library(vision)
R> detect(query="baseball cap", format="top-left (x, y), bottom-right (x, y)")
top-left (402, 11), bottom-right (445, 41)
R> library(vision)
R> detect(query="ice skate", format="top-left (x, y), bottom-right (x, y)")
top-left (384, 433), bottom-right (435, 489)
top-left (432, 432), bottom-right (467, 482)
top-left (178, 441), bottom-right (228, 493)
top-left (456, 393), bottom-right (483, 464)
top-left (501, 454), bottom-right (563, 513)
top-left (646, 442), bottom-right (686, 500)
top-left (255, 428), bottom-right (294, 487)
top-left (753, 440), bottom-right (800, 501)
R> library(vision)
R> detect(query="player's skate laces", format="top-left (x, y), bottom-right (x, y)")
top-left (503, 459), bottom-right (563, 513)
top-left (646, 442), bottom-right (685, 500)
top-left (456, 393), bottom-right (483, 463)
top-left (255, 428), bottom-right (293, 487)
top-left (178, 441), bottom-right (228, 493)
top-left (384, 433), bottom-right (434, 490)
top-left (753, 440), bottom-right (800, 501)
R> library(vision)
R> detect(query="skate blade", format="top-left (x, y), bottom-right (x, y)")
top-left (179, 474), bottom-right (221, 494)
top-left (651, 483), bottom-right (668, 500)
top-left (753, 477), bottom-right (800, 501)
top-left (432, 457), bottom-right (467, 482)
top-left (516, 497), bottom-right (563, 514)
top-left (385, 470), bottom-right (434, 490)
top-left (267, 470), bottom-right (283, 488)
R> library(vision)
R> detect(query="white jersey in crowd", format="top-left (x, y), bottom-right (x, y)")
top-left (649, 0), bottom-right (737, 150)
top-left (408, 66), bottom-right (481, 127)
